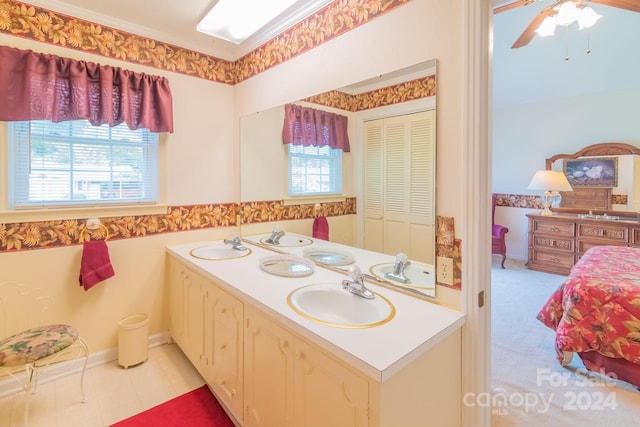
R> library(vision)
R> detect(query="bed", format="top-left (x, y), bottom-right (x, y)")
top-left (537, 245), bottom-right (640, 388)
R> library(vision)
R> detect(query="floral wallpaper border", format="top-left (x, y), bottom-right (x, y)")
top-left (0, 0), bottom-right (410, 85)
top-left (495, 193), bottom-right (628, 209)
top-left (239, 199), bottom-right (356, 224)
top-left (1, 197), bottom-right (460, 291)
top-left (302, 75), bottom-right (436, 112)
top-left (0, 199), bottom-right (358, 252)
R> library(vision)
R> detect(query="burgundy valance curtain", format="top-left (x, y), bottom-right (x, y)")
top-left (0, 45), bottom-right (173, 133)
top-left (282, 103), bottom-right (350, 152)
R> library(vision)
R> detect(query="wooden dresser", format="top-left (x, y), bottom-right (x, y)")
top-left (526, 213), bottom-right (640, 275)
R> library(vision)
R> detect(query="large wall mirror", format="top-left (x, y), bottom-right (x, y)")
top-left (239, 59), bottom-right (438, 299)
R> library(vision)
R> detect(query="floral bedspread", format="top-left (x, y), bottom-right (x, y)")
top-left (537, 246), bottom-right (640, 365)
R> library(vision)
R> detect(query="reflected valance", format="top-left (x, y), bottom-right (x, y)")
top-left (0, 45), bottom-right (173, 133)
top-left (282, 103), bottom-right (350, 152)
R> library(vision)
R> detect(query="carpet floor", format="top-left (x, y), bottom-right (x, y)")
top-left (110, 385), bottom-right (234, 427)
top-left (491, 259), bottom-right (640, 426)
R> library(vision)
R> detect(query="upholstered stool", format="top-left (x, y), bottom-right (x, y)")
top-left (0, 324), bottom-right (79, 368)
top-left (0, 283), bottom-right (89, 426)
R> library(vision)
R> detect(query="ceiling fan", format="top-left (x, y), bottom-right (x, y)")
top-left (494, 0), bottom-right (640, 48)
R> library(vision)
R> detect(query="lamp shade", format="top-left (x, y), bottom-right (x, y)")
top-left (527, 170), bottom-right (573, 192)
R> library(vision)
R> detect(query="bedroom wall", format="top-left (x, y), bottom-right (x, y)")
top-left (492, 86), bottom-right (640, 262)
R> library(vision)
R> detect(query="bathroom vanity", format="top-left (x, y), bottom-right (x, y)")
top-left (166, 235), bottom-right (464, 426)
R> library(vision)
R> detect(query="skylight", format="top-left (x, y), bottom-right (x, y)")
top-left (197, 0), bottom-right (299, 44)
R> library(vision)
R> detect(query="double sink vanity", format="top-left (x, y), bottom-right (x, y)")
top-left (166, 232), bottom-right (464, 426)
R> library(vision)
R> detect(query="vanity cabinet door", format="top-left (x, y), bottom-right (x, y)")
top-left (204, 282), bottom-right (244, 422)
top-left (183, 267), bottom-right (207, 365)
top-left (168, 258), bottom-right (205, 364)
top-left (244, 307), bottom-right (295, 427)
top-left (167, 257), bottom-right (185, 347)
top-left (294, 339), bottom-right (369, 427)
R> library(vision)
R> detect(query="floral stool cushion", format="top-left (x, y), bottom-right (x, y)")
top-left (0, 324), bottom-right (79, 368)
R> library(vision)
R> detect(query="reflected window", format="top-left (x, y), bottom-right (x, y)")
top-left (288, 144), bottom-right (342, 196)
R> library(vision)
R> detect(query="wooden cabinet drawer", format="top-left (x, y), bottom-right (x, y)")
top-left (560, 188), bottom-right (611, 210)
top-left (527, 213), bottom-right (640, 275)
top-left (530, 219), bottom-right (575, 237)
top-left (531, 234), bottom-right (574, 252)
top-left (577, 223), bottom-right (629, 243)
top-left (527, 249), bottom-right (574, 274)
top-left (577, 239), bottom-right (628, 254)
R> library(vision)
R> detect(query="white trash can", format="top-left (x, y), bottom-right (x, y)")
top-left (118, 313), bottom-right (150, 368)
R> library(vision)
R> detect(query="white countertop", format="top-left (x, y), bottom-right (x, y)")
top-left (166, 233), bottom-right (465, 382)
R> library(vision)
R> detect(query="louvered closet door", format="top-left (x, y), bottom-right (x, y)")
top-left (363, 120), bottom-right (384, 253)
top-left (363, 110), bottom-right (435, 264)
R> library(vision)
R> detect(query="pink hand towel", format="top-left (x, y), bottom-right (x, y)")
top-left (79, 240), bottom-right (115, 291)
top-left (312, 216), bottom-right (329, 241)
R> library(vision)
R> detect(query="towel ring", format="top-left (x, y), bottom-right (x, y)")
top-left (79, 223), bottom-right (110, 241)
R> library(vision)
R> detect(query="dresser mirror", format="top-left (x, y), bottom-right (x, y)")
top-left (239, 59), bottom-right (438, 299)
top-left (546, 142), bottom-right (640, 217)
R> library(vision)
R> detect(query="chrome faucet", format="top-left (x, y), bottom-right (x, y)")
top-left (265, 227), bottom-right (285, 245)
top-left (342, 266), bottom-right (375, 299)
top-left (384, 252), bottom-right (411, 284)
top-left (224, 234), bottom-right (248, 251)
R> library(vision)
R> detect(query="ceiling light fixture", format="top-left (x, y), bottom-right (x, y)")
top-left (197, 0), bottom-right (299, 44)
top-left (534, 0), bottom-right (602, 37)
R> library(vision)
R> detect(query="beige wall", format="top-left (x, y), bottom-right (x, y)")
top-left (0, 32), bottom-right (238, 353)
top-left (0, 0), bottom-right (465, 356)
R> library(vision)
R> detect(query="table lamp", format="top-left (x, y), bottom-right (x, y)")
top-left (527, 170), bottom-right (573, 215)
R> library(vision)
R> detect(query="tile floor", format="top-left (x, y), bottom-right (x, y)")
top-left (0, 344), bottom-right (205, 427)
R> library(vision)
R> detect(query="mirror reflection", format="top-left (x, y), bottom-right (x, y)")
top-left (239, 59), bottom-right (438, 299)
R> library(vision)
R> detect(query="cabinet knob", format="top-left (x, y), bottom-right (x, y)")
top-left (548, 226), bottom-right (560, 232)
top-left (548, 257), bottom-right (560, 263)
top-left (217, 378), bottom-right (226, 386)
top-left (296, 351), bottom-right (304, 360)
top-left (220, 344), bottom-right (227, 350)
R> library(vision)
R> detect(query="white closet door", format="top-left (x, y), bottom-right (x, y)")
top-left (363, 110), bottom-right (435, 264)
top-left (382, 115), bottom-right (410, 257)
top-left (363, 120), bottom-right (384, 253)
top-left (408, 111), bottom-right (436, 263)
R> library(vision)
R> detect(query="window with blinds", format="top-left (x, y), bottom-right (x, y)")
top-left (8, 120), bottom-right (158, 209)
top-left (288, 144), bottom-right (342, 196)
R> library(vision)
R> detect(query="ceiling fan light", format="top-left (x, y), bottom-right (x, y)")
top-left (577, 6), bottom-right (602, 29)
top-left (535, 16), bottom-right (557, 37)
top-left (555, 1), bottom-right (580, 26)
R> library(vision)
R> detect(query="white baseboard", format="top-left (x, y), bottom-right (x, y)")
top-left (0, 331), bottom-right (171, 398)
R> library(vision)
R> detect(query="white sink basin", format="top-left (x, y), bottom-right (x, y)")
top-left (370, 262), bottom-right (436, 291)
top-left (260, 235), bottom-right (313, 247)
top-left (189, 243), bottom-right (252, 260)
top-left (303, 249), bottom-right (354, 266)
top-left (259, 255), bottom-right (315, 277)
top-left (287, 283), bottom-right (395, 328)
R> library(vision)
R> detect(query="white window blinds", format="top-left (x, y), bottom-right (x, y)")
top-left (8, 120), bottom-right (158, 209)
top-left (288, 144), bottom-right (342, 196)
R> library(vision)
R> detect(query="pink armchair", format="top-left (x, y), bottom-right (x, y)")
top-left (492, 195), bottom-right (509, 268)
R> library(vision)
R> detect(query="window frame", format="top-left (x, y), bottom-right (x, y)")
top-left (287, 143), bottom-right (343, 198)
top-left (0, 121), bottom-right (167, 222)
